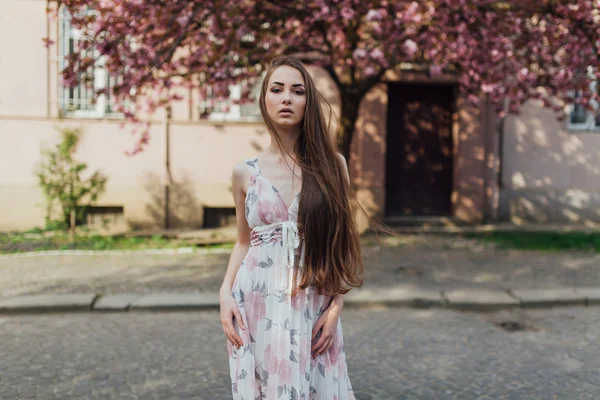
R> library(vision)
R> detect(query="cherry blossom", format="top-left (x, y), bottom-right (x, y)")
top-left (50, 0), bottom-right (600, 157)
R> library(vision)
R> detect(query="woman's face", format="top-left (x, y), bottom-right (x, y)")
top-left (265, 65), bottom-right (307, 130)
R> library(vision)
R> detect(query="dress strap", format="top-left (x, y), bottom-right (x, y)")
top-left (245, 157), bottom-right (260, 176)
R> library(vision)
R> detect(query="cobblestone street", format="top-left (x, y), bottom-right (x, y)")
top-left (2, 235), bottom-right (600, 299)
top-left (1, 306), bottom-right (599, 399)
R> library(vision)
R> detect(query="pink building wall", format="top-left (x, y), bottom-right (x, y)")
top-left (0, 0), bottom-right (489, 231)
top-left (501, 100), bottom-right (600, 224)
top-left (5, 0), bottom-right (596, 232)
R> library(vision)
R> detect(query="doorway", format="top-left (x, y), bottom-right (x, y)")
top-left (385, 83), bottom-right (456, 217)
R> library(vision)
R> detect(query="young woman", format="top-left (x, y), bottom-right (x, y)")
top-left (219, 56), bottom-right (363, 400)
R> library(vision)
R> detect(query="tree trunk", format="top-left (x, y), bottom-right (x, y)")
top-left (337, 92), bottom-right (361, 165)
top-left (69, 207), bottom-right (76, 243)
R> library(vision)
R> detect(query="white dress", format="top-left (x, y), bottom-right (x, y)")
top-left (227, 157), bottom-right (355, 400)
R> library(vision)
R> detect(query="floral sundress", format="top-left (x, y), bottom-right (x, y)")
top-left (227, 157), bottom-right (355, 400)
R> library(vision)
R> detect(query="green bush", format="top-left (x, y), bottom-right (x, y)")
top-left (36, 128), bottom-right (108, 240)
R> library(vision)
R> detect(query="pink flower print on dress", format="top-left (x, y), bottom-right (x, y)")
top-left (276, 359), bottom-right (292, 385)
top-left (228, 157), bottom-right (355, 400)
top-left (257, 179), bottom-right (288, 222)
top-left (264, 344), bottom-right (279, 374)
top-left (244, 251), bottom-right (258, 273)
top-left (291, 289), bottom-right (306, 311)
top-left (299, 337), bottom-right (309, 376)
top-left (257, 197), bottom-right (288, 224)
top-left (264, 344), bottom-right (292, 385)
top-left (244, 291), bottom-right (266, 334)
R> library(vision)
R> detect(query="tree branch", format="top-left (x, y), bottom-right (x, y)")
top-left (150, 3), bottom-right (204, 69)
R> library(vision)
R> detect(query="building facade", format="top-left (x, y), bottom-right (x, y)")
top-left (1, 0), bottom-right (599, 233)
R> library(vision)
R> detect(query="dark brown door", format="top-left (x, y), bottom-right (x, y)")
top-left (385, 83), bottom-right (455, 217)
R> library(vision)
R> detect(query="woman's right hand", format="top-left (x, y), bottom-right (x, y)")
top-left (220, 289), bottom-right (245, 348)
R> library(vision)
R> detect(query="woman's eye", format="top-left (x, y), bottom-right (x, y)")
top-left (271, 88), bottom-right (281, 93)
top-left (295, 91), bottom-right (305, 95)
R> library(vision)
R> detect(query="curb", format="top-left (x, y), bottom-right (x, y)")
top-left (1, 287), bottom-right (600, 315)
top-left (0, 247), bottom-right (233, 259)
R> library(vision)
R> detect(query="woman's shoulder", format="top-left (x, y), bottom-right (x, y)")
top-left (335, 152), bottom-right (348, 170)
top-left (232, 158), bottom-right (252, 174)
top-left (232, 156), bottom-right (259, 180)
top-left (231, 158), bottom-right (256, 196)
top-left (335, 152), bottom-right (349, 182)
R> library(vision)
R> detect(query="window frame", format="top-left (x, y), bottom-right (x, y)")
top-left (58, 7), bottom-right (121, 119)
top-left (199, 76), bottom-right (263, 123)
top-left (566, 67), bottom-right (600, 132)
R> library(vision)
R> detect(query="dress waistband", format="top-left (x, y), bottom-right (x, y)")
top-left (250, 221), bottom-right (301, 293)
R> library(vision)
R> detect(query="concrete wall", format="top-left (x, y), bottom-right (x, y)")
top-left (500, 100), bottom-right (600, 225)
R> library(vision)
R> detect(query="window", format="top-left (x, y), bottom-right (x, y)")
top-left (58, 7), bottom-right (121, 118)
top-left (59, 7), bottom-right (259, 122)
top-left (199, 78), bottom-right (262, 122)
top-left (567, 67), bottom-right (600, 132)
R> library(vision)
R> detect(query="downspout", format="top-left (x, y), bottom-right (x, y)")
top-left (494, 97), bottom-right (509, 222)
top-left (46, 0), bottom-right (51, 117)
top-left (482, 94), bottom-right (490, 223)
top-left (494, 114), bottom-right (505, 222)
top-left (54, 0), bottom-right (61, 118)
top-left (497, 114), bottom-right (505, 191)
top-left (164, 105), bottom-right (173, 230)
top-left (483, 94), bottom-right (503, 223)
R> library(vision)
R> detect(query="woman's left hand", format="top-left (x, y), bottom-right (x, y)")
top-left (311, 297), bottom-right (343, 358)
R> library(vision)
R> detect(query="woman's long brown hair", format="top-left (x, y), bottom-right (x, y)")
top-left (259, 56), bottom-right (363, 297)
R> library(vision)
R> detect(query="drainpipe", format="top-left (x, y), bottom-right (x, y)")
top-left (46, 0), bottom-right (51, 117)
top-left (493, 114), bottom-right (505, 222)
top-left (497, 108), bottom-right (506, 191)
top-left (164, 105), bottom-right (173, 230)
top-left (482, 95), bottom-right (490, 223)
top-left (483, 94), bottom-right (505, 224)
top-left (493, 98), bottom-right (509, 222)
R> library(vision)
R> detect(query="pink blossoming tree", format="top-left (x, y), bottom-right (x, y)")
top-left (51, 0), bottom-right (600, 160)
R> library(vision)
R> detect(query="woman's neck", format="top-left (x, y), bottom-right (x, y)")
top-left (267, 126), bottom-right (301, 158)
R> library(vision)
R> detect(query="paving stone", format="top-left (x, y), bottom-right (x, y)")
top-left (2, 307), bottom-right (600, 399)
top-left (93, 293), bottom-right (141, 311)
top-left (0, 294), bottom-right (97, 313)
top-left (130, 293), bottom-right (218, 310)
top-left (511, 288), bottom-right (585, 307)
top-left (574, 287), bottom-right (600, 305)
top-left (345, 285), bottom-right (444, 308)
top-left (443, 289), bottom-right (519, 310)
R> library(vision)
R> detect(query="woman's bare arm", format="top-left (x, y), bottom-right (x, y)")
top-left (220, 162), bottom-right (252, 295)
top-left (219, 161), bottom-right (252, 348)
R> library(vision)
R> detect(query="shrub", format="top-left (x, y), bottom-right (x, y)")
top-left (36, 127), bottom-right (108, 241)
